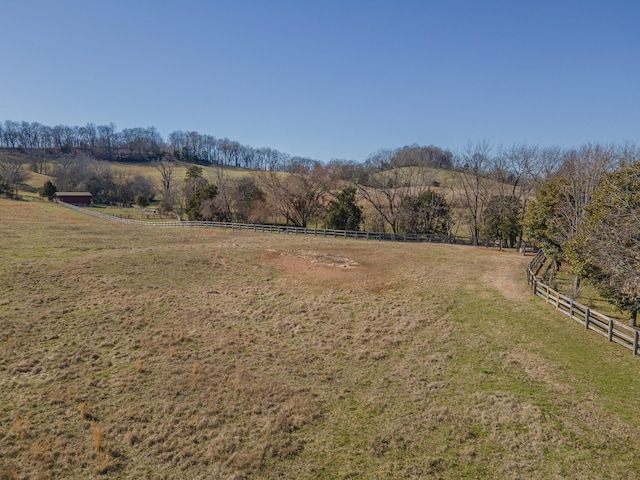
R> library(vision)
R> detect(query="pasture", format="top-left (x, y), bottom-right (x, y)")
top-left (108, 161), bottom-right (251, 183)
top-left (2, 198), bottom-right (640, 479)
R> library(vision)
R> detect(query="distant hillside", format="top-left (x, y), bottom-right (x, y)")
top-left (0, 119), bottom-right (454, 171)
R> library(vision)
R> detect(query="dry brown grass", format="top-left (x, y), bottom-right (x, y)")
top-left (107, 160), bottom-right (252, 184)
top-left (78, 402), bottom-right (90, 420)
top-left (2, 198), bottom-right (640, 479)
top-left (92, 422), bottom-right (104, 453)
top-left (14, 417), bottom-right (25, 440)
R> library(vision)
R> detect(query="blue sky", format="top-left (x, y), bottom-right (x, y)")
top-left (2, 0), bottom-right (639, 162)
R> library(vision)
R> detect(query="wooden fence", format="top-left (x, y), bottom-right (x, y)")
top-left (526, 251), bottom-right (640, 356)
top-left (58, 202), bottom-right (507, 247)
top-left (58, 202), bottom-right (638, 355)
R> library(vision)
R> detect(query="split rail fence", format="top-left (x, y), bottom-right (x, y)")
top-left (526, 251), bottom-right (640, 356)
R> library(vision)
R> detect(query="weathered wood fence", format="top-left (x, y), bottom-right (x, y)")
top-left (526, 251), bottom-right (640, 356)
top-left (58, 202), bottom-right (506, 246)
top-left (59, 202), bottom-right (638, 355)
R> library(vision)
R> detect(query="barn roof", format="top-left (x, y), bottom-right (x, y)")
top-left (54, 192), bottom-right (93, 197)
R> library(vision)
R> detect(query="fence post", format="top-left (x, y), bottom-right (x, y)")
top-left (585, 308), bottom-right (590, 329)
top-left (569, 299), bottom-right (574, 319)
top-left (546, 285), bottom-right (550, 303)
top-left (532, 278), bottom-right (537, 294)
top-left (634, 331), bottom-right (639, 355)
top-left (608, 319), bottom-right (614, 342)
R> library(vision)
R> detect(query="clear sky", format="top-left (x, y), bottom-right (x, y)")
top-left (2, 0), bottom-right (639, 162)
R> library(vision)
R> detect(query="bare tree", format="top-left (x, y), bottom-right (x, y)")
top-left (96, 123), bottom-right (118, 160)
top-left (356, 148), bottom-right (435, 233)
top-left (78, 123), bottom-right (97, 154)
top-left (555, 143), bottom-right (617, 243)
top-left (0, 156), bottom-right (26, 197)
top-left (260, 164), bottom-right (329, 228)
top-left (200, 168), bottom-right (266, 223)
top-left (491, 143), bottom-right (543, 247)
top-left (210, 167), bottom-right (234, 222)
top-left (455, 141), bottom-right (492, 242)
top-left (154, 161), bottom-right (177, 210)
top-left (536, 146), bottom-right (564, 184)
top-left (1, 121), bottom-right (20, 149)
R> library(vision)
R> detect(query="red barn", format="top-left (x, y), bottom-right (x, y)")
top-left (54, 192), bottom-right (93, 206)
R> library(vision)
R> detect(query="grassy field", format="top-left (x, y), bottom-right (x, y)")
top-left (87, 206), bottom-right (178, 222)
top-left (2, 198), bottom-right (640, 479)
top-left (553, 268), bottom-right (628, 322)
top-left (108, 161), bottom-right (252, 184)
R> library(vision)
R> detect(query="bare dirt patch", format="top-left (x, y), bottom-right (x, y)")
top-left (285, 249), bottom-right (359, 268)
top-left (261, 247), bottom-right (361, 290)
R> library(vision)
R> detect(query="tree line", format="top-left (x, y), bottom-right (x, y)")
top-left (523, 143), bottom-right (640, 325)
top-left (0, 119), bottom-right (453, 172)
top-left (0, 119), bottom-right (291, 168)
top-left (2, 119), bottom-right (638, 323)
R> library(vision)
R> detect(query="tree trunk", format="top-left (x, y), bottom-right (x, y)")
top-left (572, 275), bottom-right (581, 298)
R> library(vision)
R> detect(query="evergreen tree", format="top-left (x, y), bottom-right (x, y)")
top-left (481, 195), bottom-right (522, 247)
top-left (524, 179), bottom-right (563, 259)
top-left (325, 186), bottom-right (362, 230)
top-left (135, 194), bottom-right (150, 208)
top-left (39, 180), bottom-right (58, 201)
top-left (185, 183), bottom-right (218, 220)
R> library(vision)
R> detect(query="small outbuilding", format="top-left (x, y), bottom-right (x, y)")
top-left (54, 192), bottom-right (93, 206)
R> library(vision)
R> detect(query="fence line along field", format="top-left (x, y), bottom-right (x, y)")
top-left (2, 198), bottom-right (640, 479)
top-left (57, 200), bottom-right (509, 246)
top-left (526, 251), bottom-right (640, 355)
